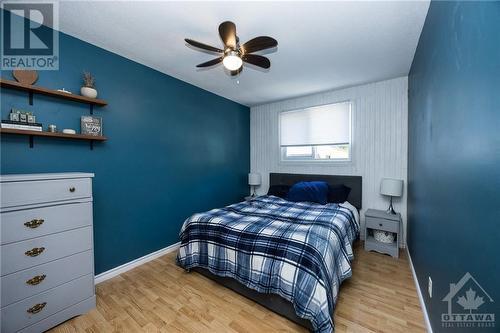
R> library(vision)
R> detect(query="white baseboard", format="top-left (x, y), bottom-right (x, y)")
top-left (406, 247), bottom-right (433, 333)
top-left (94, 242), bottom-right (181, 284)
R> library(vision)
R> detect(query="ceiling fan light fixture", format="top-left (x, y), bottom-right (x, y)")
top-left (223, 51), bottom-right (243, 71)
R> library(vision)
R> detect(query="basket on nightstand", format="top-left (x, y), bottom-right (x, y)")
top-left (373, 230), bottom-right (395, 243)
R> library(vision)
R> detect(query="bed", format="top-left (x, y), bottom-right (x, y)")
top-left (177, 173), bottom-right (362, 332)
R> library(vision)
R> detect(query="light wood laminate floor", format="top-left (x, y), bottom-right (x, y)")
top-left (50, 242), bottom-right (426, 332)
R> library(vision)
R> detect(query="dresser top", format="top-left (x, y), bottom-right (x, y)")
top-left (0, 173), bottom-right (94, 182)
top-left (365, 208), bottom-right (401, 221)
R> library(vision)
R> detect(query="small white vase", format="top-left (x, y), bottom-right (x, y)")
top-left (81, 87), bottom-right (97, 99)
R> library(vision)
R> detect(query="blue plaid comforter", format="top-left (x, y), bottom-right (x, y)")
top-left (176, 195), bottom-right (360, 333)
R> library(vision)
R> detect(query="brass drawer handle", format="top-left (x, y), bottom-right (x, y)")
top-left (24, 219), bottom-right (45, 229)
top-left (25, 247), bottom-right (45, 257)
top-left (27, 302), bottom-right (47, 314)
top-left (26, 274), bottom-right (47, 286)
top-left (69, 187), bottom-right (76, 192)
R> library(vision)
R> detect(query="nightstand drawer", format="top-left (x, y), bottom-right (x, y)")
top-left (366, 216), bottom-right (399, 233)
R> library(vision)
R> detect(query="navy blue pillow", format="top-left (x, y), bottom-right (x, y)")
top-left (286, 181), bottom-right (329, 205)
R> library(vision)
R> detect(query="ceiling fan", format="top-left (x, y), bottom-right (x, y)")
top-left (185, 21), bottom-right (278, 75)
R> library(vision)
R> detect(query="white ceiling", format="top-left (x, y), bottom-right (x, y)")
top-left (59, 1), bottom-right (429, 106)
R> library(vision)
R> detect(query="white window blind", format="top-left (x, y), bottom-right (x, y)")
top-left (280, 102), bottom-right (351, 147)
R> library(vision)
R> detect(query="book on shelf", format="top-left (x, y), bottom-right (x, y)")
top-left (1, 120), bottom-right (43, 132)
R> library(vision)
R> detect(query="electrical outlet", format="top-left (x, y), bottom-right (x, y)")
top-left (428, 276), bottom-right (433, 298)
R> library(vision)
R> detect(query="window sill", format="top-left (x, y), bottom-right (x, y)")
top-left (279, 159), bottom-right (353, 167)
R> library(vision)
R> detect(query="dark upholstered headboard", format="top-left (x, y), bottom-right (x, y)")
top-left (269, 173), bottom-right (362, 209)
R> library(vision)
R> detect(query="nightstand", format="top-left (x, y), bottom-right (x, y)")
top-left (364, 209), bottom-right (401, 258)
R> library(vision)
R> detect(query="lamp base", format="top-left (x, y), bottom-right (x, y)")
top-left (386, 196), bottom-right (397, 215)
top-left (386, 206), bottom-right (397, 215)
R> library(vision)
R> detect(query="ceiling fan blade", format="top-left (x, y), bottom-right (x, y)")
top-left (185, 39), bottom-right (223, 53)
top-left (219, 21), bottom-right (237, 49)
top-left (242, 54), bottom-right (270, 69)
top-left (196, 57), bottom-right (223, 68)
top-left (241, 36), bottom-right (278, 54)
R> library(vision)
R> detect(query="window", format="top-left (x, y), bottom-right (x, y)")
top-left (280, 101), bottom-right (351, 162)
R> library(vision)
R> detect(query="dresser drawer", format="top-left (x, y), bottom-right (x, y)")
top-left (1, 250), bottom-right (93, 306)
top-left (1, 274), bottom-right (94, 333)
top-left (1, 178), bottom-right (92, 209)
top-left (1, 202), bottom-right (92, 245)
top-left (1, 226), bottom-right (93, 276)
top-left (365, 216), bottom-right (399, 233)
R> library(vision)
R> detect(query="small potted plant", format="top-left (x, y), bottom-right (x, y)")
top-left (81, 71), bottom-right (97, 98)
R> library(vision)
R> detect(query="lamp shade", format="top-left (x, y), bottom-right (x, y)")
top-left (380, 178), bottom-right (403, 197)
top-left (248, 173), bottom-right (261, 186)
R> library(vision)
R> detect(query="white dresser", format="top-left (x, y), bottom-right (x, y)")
top-left (0, 173), bottom-right (96, 333)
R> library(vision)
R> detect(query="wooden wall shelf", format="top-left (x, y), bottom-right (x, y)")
top-left (0, 128), bottom-right (107, 149)
top-left (0, 79), bottom-right (107, 106)
top-left (1, 78), bottom-right (108, 150)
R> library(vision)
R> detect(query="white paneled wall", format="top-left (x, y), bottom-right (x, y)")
top-left (250, 77), bottom-right (408, 247)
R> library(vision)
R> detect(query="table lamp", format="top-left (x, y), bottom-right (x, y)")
top-left (248, 173), bottom-right (261, 197)
top-left (380, 178), bottom-right (403, 214)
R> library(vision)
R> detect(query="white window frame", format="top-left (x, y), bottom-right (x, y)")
top-left (279, 101), bottom-right (353, 164)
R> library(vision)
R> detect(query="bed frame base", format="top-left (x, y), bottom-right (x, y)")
top-left (192, 267), bottom-right (314, 331)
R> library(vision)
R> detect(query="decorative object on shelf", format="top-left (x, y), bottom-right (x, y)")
top-left (373, 230), bottom-right (395, 243)
top-left (48, 124), bottom-right (57, 133)
top-left (19, 112), bottom-right (27, 122)
top-left (12, 69), bottom-right (38, 85)
top-left (380, 178), bottom-right (403, 214)
top-left (1, 120), bottom-right (42, 131)
top-left (81, 71), bottom-right (97, 98)
top-left (27, 112), bottom-right (36, 124)
top-left (56, 88), bottom-right (72, 94)
top-left (248, 173), bottom-right (261, 197)
top-left (81, 116), bottom-right (102, 136)
top-left (62, 129), bottom-right (76, 134)
top-left (9, 109), bottom-right (37, 124)
top-left (9, 109), bottom-right (20, 122)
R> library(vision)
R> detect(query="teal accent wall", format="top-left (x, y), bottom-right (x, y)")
top-left (408, 1), bottom-right (499, 332)
top-left (1, 29), bottom-right (250, 274)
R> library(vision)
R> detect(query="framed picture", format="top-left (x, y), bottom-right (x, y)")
top-left (81, 116), bottom-right (102, 136)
